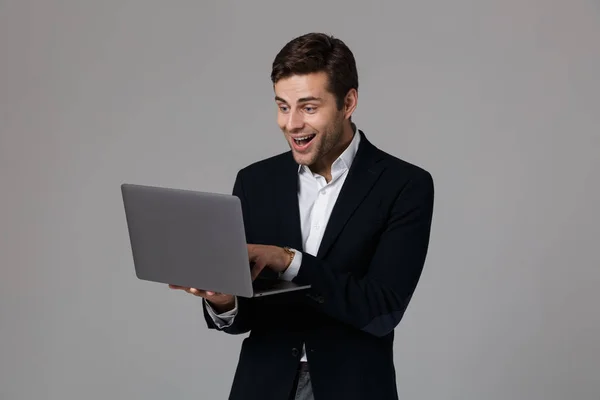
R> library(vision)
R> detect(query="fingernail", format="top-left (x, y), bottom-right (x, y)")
top-left (207, 291), bottom-right (214, 296)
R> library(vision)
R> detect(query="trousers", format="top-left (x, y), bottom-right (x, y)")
top-left (288, 362), bottom-right (314, 400)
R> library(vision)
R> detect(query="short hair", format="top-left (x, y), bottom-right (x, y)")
top-left (271, 32), bottom-right (358, 110)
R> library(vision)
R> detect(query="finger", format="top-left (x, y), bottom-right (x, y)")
top-left (171, 285), bottom-right (214, 298)
top-left (189, 288), bottom-right (222, 298)
top-left (251, 261), bottom-right (265, 281)
top-left (189, 288), bottom-right (206, 296)
top-left (248, 251), bottom-right (258, 263)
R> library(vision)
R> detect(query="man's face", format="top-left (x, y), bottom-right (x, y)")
top-left (274, 72), bottom-right (348, 171)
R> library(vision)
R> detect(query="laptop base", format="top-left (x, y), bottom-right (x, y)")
top-left (252, 279), bottom-right (311, 297)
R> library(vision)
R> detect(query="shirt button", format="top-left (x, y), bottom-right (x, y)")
top-left (321, 189), bottom-right (327, 195)
top-left (292, 348), bottom-right (299, 357)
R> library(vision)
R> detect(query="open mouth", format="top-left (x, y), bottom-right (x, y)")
top-left (293, 134), bottom-right (316, 146)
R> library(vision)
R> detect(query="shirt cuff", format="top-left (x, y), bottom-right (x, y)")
top-left (204, 296), bottom-right (238, 328)
top-left (280, 249), bottom-right (302, 281)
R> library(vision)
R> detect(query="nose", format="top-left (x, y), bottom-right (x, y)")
top-left (286, 110), bottom-right (304, 132)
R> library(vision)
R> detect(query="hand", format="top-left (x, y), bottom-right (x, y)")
top-left (247, 244), bottom-right (291, 280)
top-left (168, 285), bottom-right (235, 313)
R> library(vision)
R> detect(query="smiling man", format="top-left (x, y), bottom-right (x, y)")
top-left (170, 32), bottom-right (435, 400)
top-left (275, 71), bottom-right (353, 181)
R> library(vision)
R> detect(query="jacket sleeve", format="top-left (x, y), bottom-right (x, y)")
top-left (292, 170), bottom-right (435, 338)
top-left (202, 169), bottom-right (255, 335)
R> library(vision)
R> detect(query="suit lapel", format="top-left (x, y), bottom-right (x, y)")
top-left (316, 132), bottom-right (385, 259)
top-left (274, 152), bottom-right (304, 251)
top-left (273, 131), bottom-right (385, 258)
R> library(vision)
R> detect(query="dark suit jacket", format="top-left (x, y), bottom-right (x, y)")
top-left (203, 130), bottom-right (434, 400)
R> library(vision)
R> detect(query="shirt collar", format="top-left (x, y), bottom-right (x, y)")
top-left (297, 123), bottom-right (361, 175)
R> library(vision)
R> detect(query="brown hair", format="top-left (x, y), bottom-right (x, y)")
top-left (271, 32), bottom-right (358, 110)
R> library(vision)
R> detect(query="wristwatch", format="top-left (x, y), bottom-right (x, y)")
top-left (281, 246), bottom-right (296, 277)
top-left (283, 246), bottom-right (295, 267)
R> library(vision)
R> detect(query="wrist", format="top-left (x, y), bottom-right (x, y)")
top-left (209, 298), bottom-right (236, 314)
top-left (281, 246), bottom-right (295, 272)
top-left (279, 248), bottom-right (302, 281)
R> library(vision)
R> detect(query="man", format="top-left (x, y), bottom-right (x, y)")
top-left (170, 32), bottom-right (434, 400)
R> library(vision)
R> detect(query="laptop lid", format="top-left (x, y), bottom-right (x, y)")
top-left (121, 183), bottom-right (254, 297)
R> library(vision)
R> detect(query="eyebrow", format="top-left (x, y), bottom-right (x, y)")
top-left (275, 96), bottom-right (323, 104)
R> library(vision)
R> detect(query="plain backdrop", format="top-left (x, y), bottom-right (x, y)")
top-left (1, 1), bottom-right (599, 399)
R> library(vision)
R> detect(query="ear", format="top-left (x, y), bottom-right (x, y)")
top-left (344, 88), bottom-right (358, 120)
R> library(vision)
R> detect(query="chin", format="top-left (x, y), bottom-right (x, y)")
top-left (292, 152), bottom-right (315, 167)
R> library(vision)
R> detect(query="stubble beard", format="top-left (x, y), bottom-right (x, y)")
top-left (290, 114), bottom-right (345, 170)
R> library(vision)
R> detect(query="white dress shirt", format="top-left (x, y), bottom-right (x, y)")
top-left (205, 126), bottom-right (362, 362)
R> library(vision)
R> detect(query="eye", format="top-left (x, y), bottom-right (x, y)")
top-left (278, 105), bottom-right (289, 113)
top-left (304, 106), bottom-right (316, 114)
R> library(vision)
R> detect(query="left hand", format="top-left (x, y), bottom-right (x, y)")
top-left (247, 244), bottom-right (290, 280)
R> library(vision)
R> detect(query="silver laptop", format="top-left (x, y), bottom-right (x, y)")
top-left (120, 183), bottom-right (310, 297)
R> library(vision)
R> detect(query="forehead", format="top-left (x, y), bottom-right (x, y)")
top-left (274, 72), bottom-right (332, 102)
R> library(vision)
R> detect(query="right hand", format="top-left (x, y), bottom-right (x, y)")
top-left (168, 285), bottom-right (236, 313)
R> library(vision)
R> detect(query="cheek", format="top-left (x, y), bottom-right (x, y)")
top-left (277, 115), bottom-right (287, 131)
top-left (307, 114), bottom-right (329, 132)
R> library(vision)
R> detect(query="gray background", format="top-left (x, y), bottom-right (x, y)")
top-left (1, 0), bottom-right (599, 399)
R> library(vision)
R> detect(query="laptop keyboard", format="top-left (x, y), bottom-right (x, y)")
top-left (252, 278), bottom-right (278, 291)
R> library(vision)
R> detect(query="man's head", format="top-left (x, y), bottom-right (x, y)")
top-left (271, 33), bottom-right (358, 175)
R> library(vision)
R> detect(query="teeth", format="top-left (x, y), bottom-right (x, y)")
top-left (294, 135), bottom-right (314, 141)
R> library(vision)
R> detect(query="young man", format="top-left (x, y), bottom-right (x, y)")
top-left (170, 32), bottom-right (435, 400)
